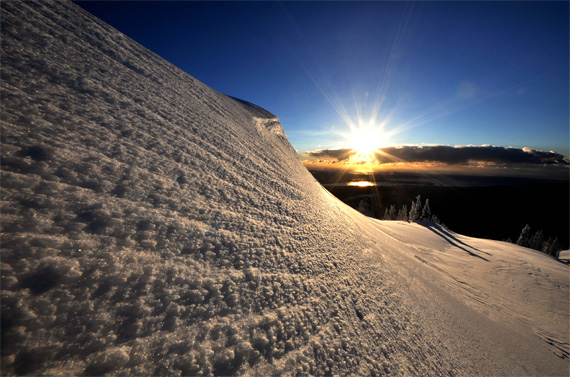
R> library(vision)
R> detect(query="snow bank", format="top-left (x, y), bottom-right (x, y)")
top-left (1, 1), bottom-right (568, 376)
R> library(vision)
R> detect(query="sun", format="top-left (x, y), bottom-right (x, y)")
top-left (348, 126), bottom-right (382, 163)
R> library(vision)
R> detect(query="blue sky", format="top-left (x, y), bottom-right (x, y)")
top-left (76, 1), bottom-right (569, 158)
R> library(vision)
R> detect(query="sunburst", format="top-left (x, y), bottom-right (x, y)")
top-left (346, 125), bottom-right (383, 163)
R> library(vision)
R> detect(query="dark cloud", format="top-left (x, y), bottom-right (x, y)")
top-left (305, 146), bottom-right (570, 166)
top-left (307, 149), bottom-right (353, 161)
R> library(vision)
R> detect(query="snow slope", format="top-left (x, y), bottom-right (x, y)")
top-left (1, 1), bottom-right (568, 375)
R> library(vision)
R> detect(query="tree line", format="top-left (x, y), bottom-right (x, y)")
top-left (370, 195), bottom-right (442, 224)
top-left (359, 195), bottom-right (563, 258)
top-left (509, 224), bottom-right (562, 257)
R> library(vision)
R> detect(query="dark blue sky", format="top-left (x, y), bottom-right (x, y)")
top-left (75, 1), bottom-right (569, 157)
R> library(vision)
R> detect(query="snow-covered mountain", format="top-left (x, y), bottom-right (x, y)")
top-left (1, 1), bottom-right (568, 375)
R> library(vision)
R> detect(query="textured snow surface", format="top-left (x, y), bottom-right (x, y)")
top-left (1, 1), bottom-right (568, 376)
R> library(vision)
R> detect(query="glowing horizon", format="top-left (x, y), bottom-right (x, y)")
top-left (347, 181), bottom-right (376, 187)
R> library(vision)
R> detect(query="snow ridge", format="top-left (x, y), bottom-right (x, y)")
top-left (1, 1), bottom-right (568, 376)
top-left (254, 117), bottom-right (286, 138)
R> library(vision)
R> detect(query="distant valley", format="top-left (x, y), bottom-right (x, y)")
top-left (308, 168), bottom-right (570, 250)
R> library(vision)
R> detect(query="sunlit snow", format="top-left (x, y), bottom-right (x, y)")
top-left (1, 1), bottom-right (568, 376)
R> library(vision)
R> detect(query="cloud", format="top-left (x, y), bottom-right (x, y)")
top-left (304, 145), bottom-right (570, 166)
top-left (307, 149), bottom-right (353, 161)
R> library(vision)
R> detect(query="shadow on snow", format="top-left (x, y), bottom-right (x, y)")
top-left (422, 222), bottom-right (491, 262)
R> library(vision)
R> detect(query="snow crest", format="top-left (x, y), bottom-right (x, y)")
top-left (254, 117), bottom-right (286, 138)
top-left (1, 1), bottom-right (568, 376)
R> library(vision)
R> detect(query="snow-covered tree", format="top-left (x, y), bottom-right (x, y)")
top-left (382, 206), bottom-right (390, 220)
top-left (430, 214), bottom-right (440, 225)
top-left (529, 230), bottom-right (544, 251)
top-left (382, 204), bottom-right (397, 220)
top-left (548, 237), bottom-right (561, 257)
top-left (421, 198), bottom-right (431, 221)
top-left (388, 204), bottom-right (397, 220)
top-left (516, 224), bottom-right (532, 248)
top-left (357, 200), bottom-right (370, 216)
top-left (542, 237), bottom-right (553, 254)
top-left (409, 195), bottom-right (422, 222)
top-left (539, 236), bottom-right (562, 257)
top-left (397, 204), bottom-right (408, 221)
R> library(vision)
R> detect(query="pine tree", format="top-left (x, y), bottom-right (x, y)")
top-left (388, 204), bottom-right (397, 220)
top-left (357, 200), bottom-right (368, 216)
top-left (549, 237), bottom-right (561, 257)
top-left (542, 237), bottom-right (553, 254)
top-left (516, 224), bottom-right (532, 248)
top-left (529, 230), bottom-right (544, 251)
top-left (397, 204), bottom-right (408, 221)
top-left (372, 201), bottom-right (382, 219)
top-left (421, 198), bottom-right (431, 221)
top-left (409, 195), bottom-right (422, 222)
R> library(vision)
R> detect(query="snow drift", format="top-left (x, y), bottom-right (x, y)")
top-left (1, 1), bottom-right (568, 375)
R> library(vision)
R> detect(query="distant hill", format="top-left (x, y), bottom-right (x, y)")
top-left (1, 1), bottom-right (568, 375)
